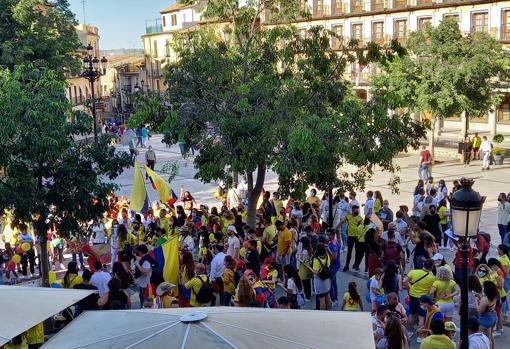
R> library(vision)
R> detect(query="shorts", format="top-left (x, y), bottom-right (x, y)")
top-left (409, 295), bottom-right (425, 316)
top-left (479, 310), bottom-right (497, 329)
top-left (473, 147), bottom-right (480, 152)
top-left (438, 302), bottom-right (455, 318)
top-left (277, 254), bottom-right (290, 266)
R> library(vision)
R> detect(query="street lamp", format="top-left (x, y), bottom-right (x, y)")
top-left (81, 43), bottom-right (108, 144)
top-left (449, 178), bottom-right (485, 349)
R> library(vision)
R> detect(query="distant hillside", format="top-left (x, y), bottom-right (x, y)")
top-left (100, 48), bottom-right (144, 56)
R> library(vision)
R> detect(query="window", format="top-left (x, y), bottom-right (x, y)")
top-left (372, 0), bottom-right (384, 11)
top-left (332, 25), bottom-right (343, 48)
top-left (418, 17), bottom-right (432, 31)
top-left (162, 16), bottom-right (166, 27)
top-left (417, 0), bottom-right (433, 4)
top-left (171, 14), bottom-right (177, 26)
top-left (393, 0), bottom-right (407, 8)
top-left (351, 23), bottom-right (363, 41)
top-left (443, 13), bottom-right (460, 23)
top-left (315, 0), bottom-right (324, 17)
top-left (502, 10), bottom-right (510, 40)
top-left (394, 19), bottom-right (407, 43)
top-left (165, 39), bottom-right (171, 57)
top-left (372, 21), bottom-right (384, 44)
top-left (351, 0), bottom-right (363, 13)
top-left (471, 12), bottom-right (488, 33)
top-left (153, 40), bottom-right (158, 58)
top-left (183, 13), bottom-right (187, 23)
top-left (299, 28), bottom-right (307, 39)
top-left (333, 0), bottom-right (343, 15)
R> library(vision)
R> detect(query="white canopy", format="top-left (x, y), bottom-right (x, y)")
top-left (0, 285), bottom-right (95, 346)
top-left (42, 307), bottom-right (375, 349)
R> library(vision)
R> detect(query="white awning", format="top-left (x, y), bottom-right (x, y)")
top-left (0, 285), bottom-right (95, 346)
top-left (42, 307), bottom-right (375, 349)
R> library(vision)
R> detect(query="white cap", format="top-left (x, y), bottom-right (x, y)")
top-left (227, 225), bottom-right (237, 234)
top-left (431, 253), bottom-right (444, 261)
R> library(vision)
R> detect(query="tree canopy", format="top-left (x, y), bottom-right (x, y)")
top-left (134, 0), bottom-right (426, 226)
top-left (372, 17), bottom-right (509, 156)
top-left (0, 0), bottom-right (81, 75)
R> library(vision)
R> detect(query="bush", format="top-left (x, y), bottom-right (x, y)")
top-left (492, 147), bottom-right (506, 156)
top-left (493, 134), bottom-right (505, 144)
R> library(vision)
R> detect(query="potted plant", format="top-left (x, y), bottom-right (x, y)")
top-left (492, 134), bottom-right (505, 165)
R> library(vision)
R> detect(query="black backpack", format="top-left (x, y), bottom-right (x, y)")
top-left (194, 276), bottom-right (214, 304)
top-left (316, 257), bottom-right (331, 280)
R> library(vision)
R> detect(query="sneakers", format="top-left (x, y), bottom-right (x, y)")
top-left (493, 331), bottom-right (502, 337)
top-left (416, 337), bottom-right (422, 343)
top-left (343, 266), bottom-right (349, 272)
top-left (332, 301), bottom-right (339, 307)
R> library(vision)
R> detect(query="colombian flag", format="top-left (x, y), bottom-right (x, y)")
top-left (144, 165), bottom-right (178, 205)
top-left (153, 235), bottom-right (179, 289)
top-left (130, 160), bottom-right (149, 215)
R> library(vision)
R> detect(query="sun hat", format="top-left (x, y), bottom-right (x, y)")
top-left (156, 282), bottom-right (176, 296)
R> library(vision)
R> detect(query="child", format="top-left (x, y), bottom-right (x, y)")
top-left (342, 282), bottom-right (363, 311)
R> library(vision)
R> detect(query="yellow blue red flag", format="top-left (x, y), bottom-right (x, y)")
top-left (153, 235), bottom-right (179, 290)
top-left (144, 165), bottom-right (178, 205)
top-left (130, 160), bottom-right (149, 215)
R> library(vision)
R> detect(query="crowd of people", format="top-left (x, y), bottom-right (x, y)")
top-left (2, 168), bottom-right (510, 348)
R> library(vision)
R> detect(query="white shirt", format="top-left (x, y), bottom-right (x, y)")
top-left (394, 219), bottom-right (408, 233)
top-left (349, 199), bottom-right (360, 212)
top-left (226, 236), bottom-right (240, 259)
top-left (364, 198), bottom-right (374, 217)
top-left (92, 224), bottom-right (106, 244)
top-left (480, 140), bottom-right (492, 153)
top-left (90, 271), bottom-right (112, 297)
top-left (320, 200), bottom-right (329, 222)
top-left (210, 252), bottom-right (226, 279)
top-left (181, 235), bottom-right (195, 252)
top-left (227, 188), bottom-right (242, 209)
top-left (380, 231), bottom-right (405, 247)
top-left (437, 186), bottom-right (448, 202)
top-left (498, 201), bottom-right (510, 225)
top-left (468, 332), bottom-right (490, 349)
top-left (286, 277), bottom-right (298, 295)
top-left (136, 260), bottom-right (152, 288)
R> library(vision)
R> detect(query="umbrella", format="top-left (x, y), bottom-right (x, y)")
top-left (42, 307), bottom-right (375, 349)
top-left (0, 285), bottom-right (95, 346)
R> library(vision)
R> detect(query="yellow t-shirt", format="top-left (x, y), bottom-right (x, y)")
top-left (343, 292), bottom-right (361, 311)
top-left (498, 254), bottom-right (510, 274)
top-left (306, 196), bottom-right (320, 207)
top-left (159, 218), bottom-right (170, 234)
top-left (345, 214), bottom-right (363, 237)
top-left (222, 268), bottom-right (236, 294)
top-left (312, 255), bottom-right (331, 272)
top-left (26, 323), bottom-right (44, 345)
top-left (479, 271), bottom-right (507, 298)
top-left (60, 273), bottom-right (83, 289)
top-left (161, 294), bottom-right (178, 308)
top-left (266, 269), bottom-right (278, 290)
top-left (408, 270), bottom-right (436, 298)
top-left (472, 136), bottom-right (482, 148)
top-left (5, 336), bottom-right (27, 349)
top-left (276, 228), bottom-right (292, 256)
top-left (438, 206), bottom-right (448, 225)
top-left (263, 225), bottom-right (277, 243)
top-left (374, 199), bottom-right (382, 213)
top-left (432, 279), bottom-right (457, 304)
top-left (185, 274), bottom-right (209, 307)
top-left (357, 225), bottom-right (371, 243)
top-left (419, 335), bottom-right (455, 349)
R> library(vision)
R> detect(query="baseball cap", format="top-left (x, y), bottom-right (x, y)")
top-left (419, 295), bottom-right (435, 305)
top-left (431, 253), bottom-right (444, 261)
top-left (444, 321), bottom-right (458, 332)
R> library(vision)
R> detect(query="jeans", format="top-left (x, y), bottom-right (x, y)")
top-left (138, 285), bottom-right (146, 308)
top-left (223, 292), bottom-right (233, 306)
top-left (302, 278), bottom-right (312, 299)
top-left (329, 269), bottom-right (339, 302)
top-left (498, 224), bottom-right (509, 244)
top-left (441, 224), bottom-right (450, 247)
top-left (340, 222), bottom-right (348, 249)
top-left (21, 250), bottom-right (36, 276)
top-left (454, 267), bottom-right (472, 285)
top-left (72, 252), bottom-right (84, 267)
top-left (353, 242), bottom-right (367, 271)
top-left (418, 165), bottom-right (430, 180)
top-left (344, 236), bottom-right (358, 269)
top-left (482, 151), bottom-right (490, 169)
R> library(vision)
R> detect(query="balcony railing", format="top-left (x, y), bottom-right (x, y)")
top-left (145, 24), bottom-right (163, 35)
top-left (393, 0), bottom-right (408, 8)
top-left (416, 0), bottom-right (433, 5)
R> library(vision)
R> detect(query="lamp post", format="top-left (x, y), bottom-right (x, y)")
top-left (81, 43), bottom-right (108, 144)
top-left (449, 178), bottom-right (485, 349)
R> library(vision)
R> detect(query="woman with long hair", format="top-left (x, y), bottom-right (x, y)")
top-left (429, 266), bottom-right (460, 321)
top-left (374, 191), bottom-right (384, 214)
top-left (236, 276), bottom-right (257, 307)
top-left (365, 228), bottom-right (382, 277)
top-left (437, 199), bottom-right (450, 250)
top-left (468, 274), bottom-right (483, 319)
top-left (487, 258), bottom-right (507, 337)
top-left (341, 281), bottom-right (363, 311)
top-left (478, 280), bottom-right (499, 348)
top-left (413, 180), bottom-right (425, 196)
top-left (380, 261), bottom-right (401, 297)
top-left (376, 313), bottom-right (407, 349)
top-left (178, 251), bottom-right (195, 307)
top-left (279, 264), bottom-right (303, 309)
top-left (112, 261), bottom-right (133, 291)
top-left (308, 243), bottom-right (331, 310)
top-left (298, 236), bottom-right (313, 301)
top-left (61, 261), bottom-right (82, 289)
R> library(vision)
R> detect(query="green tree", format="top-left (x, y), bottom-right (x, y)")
top-left (0, 66), bottom-right (130, 285)
top-left (0, 0), bottom-right (81, 74)
top-left (372, 17), bottom-right (509, 159)
top-left (134, 0), bottom-right (425, 227)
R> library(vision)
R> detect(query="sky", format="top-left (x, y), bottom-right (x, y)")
top-left (68, 0), bottom-right (175, 50)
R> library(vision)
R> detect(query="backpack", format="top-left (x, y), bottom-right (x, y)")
top-left (194, 276), bottom-right (214, 304)
top-left (382, 241), bottom-right (400, 265)
top-left (316, 257), bottom-right (331, 280)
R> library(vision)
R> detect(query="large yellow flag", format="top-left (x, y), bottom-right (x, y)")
top-left (154, 235), bottom-right (179, 290)
top-left (130, 160), bottom-right (149, 214)
top-left (144, 165), bottom-right (177, 204)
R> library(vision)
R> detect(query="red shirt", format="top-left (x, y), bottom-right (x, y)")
top-left (420, 150), bottom-right (432, 165)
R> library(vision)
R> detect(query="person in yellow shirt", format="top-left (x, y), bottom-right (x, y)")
top-left (26, 322), bottom-right (45, 348)
top-left (309, 243), bottom-right (332, 310)
top-left (156, 282), bottom-right (178, 308)
top-left (341, 205), bottom-right (363, 272)
top-left (184, 263), bottom-right (210, 307)
top-left (306, 189), bottom-right (320, 207)
top-left (403, 260), bottom-right (436, 331)
top-left (275, 220), bottom-right (292, 277)
top-left (341, 281), bottom-right (363, 311)
top-left (60, 261), bottom-right (83, 289)
top-left (429, 266), bottom-right (460, 321)
top-left (419, 318), bottom-right (455, 349)
top-left (4, 333), bottom-right (27, 349)
top-left (262, 217), bottom-right (277, 253)
top-left (222, 255), bottom-right (237, 306)
top-left (374, 191), bottom-right (383, 214)
top-left (472, 132), bottom-right (482, 160)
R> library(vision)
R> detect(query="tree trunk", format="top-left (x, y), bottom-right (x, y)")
top-left (328, 188), bottom-right (334, 228)
top-left (246, 164), bottom-right (266, 228)
top-left (233, 171), bottom-right (239, 186)
top-left (428, 116), bottom-right (437, 164)
top-left (39, 232), bottom-right (49, 287)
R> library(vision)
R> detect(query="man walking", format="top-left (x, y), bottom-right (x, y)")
top-left (418, 145), bottom-right (432, 180)
top-left (342, 205), bottom-right (363, 272)
top-left (480, 136), bottom-right (492, 170)
top-left (145, 146), bottom-right (157, 179)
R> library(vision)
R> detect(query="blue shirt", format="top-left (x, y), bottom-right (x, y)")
top-left (328, 239), bottom-right (341, 271)
top-left (141, 127), bottom-right (149, 137)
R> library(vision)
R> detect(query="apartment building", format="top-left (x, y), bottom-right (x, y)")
top-left (267, 0), bottom-right (510, 134)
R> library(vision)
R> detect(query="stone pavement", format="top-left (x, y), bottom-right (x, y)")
top-left (113, 134), bottom-right (510, 347)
